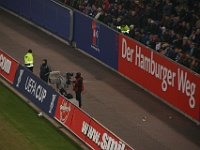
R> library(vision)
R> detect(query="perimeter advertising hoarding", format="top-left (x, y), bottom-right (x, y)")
top-left (0, 0), bottom-right (6, 6)
top-left (0, 0), bottom-right (72, 41)
top-left (43, 0), bottom-right (72, 40)
top-left (73, 11), bottom-right (118, 70)
top-left (82, 119), bottom-right (133, 150)
top-left (118, 34), bottom-right (200, 121)
top-left (1, 0), bottom-right (19, 13)
top-left (54, 95), bottom-right (133, 149)
top-left (13, 64), bottom-right (59, 117)
top-left (18, 0), bottom-right (30, 19)
top-left (0, 50), bottom-right (18, 84)
top-left (30, 0), bottom-right (43, 25)
top-left (54, 95), bottom-right (76, 129)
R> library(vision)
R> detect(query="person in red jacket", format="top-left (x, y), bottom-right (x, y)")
top-left (102, 0), bottom-right (110, 12)
top-left (73, 72), bottom-right (84, 108)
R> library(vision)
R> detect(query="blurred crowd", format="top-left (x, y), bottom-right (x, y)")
top-left (57, 0), bottom-right (200, 74)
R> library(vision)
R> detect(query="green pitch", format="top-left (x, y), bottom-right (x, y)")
top-left (0, 81), bottom-right (83, 150)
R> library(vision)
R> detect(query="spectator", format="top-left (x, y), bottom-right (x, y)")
top-left (181, 51), bottom-right (192, 68)
top-left (190, 28), bottom-right (200, 45)
top-left (134, 28), bottom-right (142, 42)
top-left (181, 36), bottom-right (190, 53)
top-left (102, 0), bottom-right (110, 12)
top-left (127, 11), bottom-right (139, 27)
top-left (167, 46), bottom-right (181, 61)
top-left (88, 4), bottom-right (98, 17)
top-left (162, 0), bottom-right (173, 16)
top-left (128, 24), bottom-right (135, 39)
top-left (95, 7), bottom-right (104, 20)
top-left (168, 29), bottom-right (176, 44)
top-left (117, 21), bottom-right (130, 34)
top-left (160, 43), bottom-right (170, 55)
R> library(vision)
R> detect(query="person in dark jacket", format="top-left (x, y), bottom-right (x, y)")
top-left (40, 59), bottom-right (51, 83)
top-left (73, 72), bottom-right (84, 108)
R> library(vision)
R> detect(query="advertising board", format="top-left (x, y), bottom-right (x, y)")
top-left (0, 50), bottom-right (19, 84)
top-left (18, 0), bottom-right (30, 19)
top-left (13, 64), bottom-right (59, 117)
top-left (54, 95), bottom-right (76, 128)
top-left (30, 0), bottom-right (43, 25)
top-left (118, 35), bottom-right (200, 121)
top-left (82, 119), bottom-right (133, 150)
top-left (73, 11), bottom-right (118, 70)
top-left (2, 0), bottom-right (19, 13)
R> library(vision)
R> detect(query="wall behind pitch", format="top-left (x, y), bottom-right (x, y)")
top-left (0, 0), bottom-right (73, 42)
top-left (73, 11), bottom-right (118, 70)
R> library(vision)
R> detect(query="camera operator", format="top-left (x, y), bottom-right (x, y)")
top-left (73, 72), bottom-right (84, 108)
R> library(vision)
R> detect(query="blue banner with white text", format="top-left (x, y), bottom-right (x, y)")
top-left (13, 64), bottom-right (59, 117)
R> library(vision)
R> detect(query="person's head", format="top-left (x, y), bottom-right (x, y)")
top-left (28, 49), bottom-right (32, 53)
top-left (42, 59), bottom-right (47, 65)
top-left (129, 24), bottom-right (134, 30)
top-left (75, 72), bottom-right (81, 79)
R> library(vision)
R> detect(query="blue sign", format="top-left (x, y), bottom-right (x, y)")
top-left (19, 0), bottom-right (30, 19)
top-left (73, 11), bottom-right (118, 70)
top-left (0, 0), bottom-right (6, 7)
top-left (4, 0), bottom-right (19, 13)
top-left (13, 64), bottom-right (59, 118)
top-left (30, 0), bottom-right (43, 26)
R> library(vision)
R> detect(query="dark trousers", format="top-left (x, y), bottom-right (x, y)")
top-left (26, 66), bottom-right (33, 72)
top-left (41, 75), bottom-right (49, 83)
top-left (76, 91), bottom-right (82, 107)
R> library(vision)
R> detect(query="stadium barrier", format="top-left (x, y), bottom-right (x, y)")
top-left (0, 48), bottom-right (134, 149)
top-left (0, 0), bottom-right (73, 42)
top-left (0, 0), bottom-right (199, 137)
top-left (72, 10), bottom-right (200, 124)
top-left (0, 50), bottom-right (18, 84)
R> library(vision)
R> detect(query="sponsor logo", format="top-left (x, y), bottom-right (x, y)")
top-left (49, 94), bottom-right (57, 114)
top-left (91, 21), bottom-right (100, 52)
top-left (60, 99), bottom-right (71, 123)
top-left (82, 121), bottom-right (126, 150)
top-left (0, 54), bottom-right (12, 74)
top-left (25, 76), bottom-right (47, 102)
top-left (121, 37), bottom-right (196, 108)
top-left (16, 69), bottom-right (24, 87)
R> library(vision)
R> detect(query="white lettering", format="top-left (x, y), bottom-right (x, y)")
top-left (177, 69), bottom-right (196, 108)
top-left (25, 76), bottom-right (47, 102)
top-left (81, 122), bottom-right (126, 150)
top-left (101, 133), bottom-right (108, 150)
top-left (0, 54), bottom-right (12, 74)
top-left (121, 38), bottom-right (134, 62)
top-left (81, 121), bottom-right (89, 135)
top-left (135, 48), bottom-right (176, 92)
top-left (91, 45), bottom-right (100, 52)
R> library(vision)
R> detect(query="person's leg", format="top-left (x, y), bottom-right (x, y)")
top-left (76, 92), bottom-right (82, 107)
top-left (29, 67), bottom-right (33, 72)
top-left (44, 76), bottom-right (48, 83)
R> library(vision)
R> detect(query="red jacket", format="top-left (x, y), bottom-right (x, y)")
top-left (73, 77), bottom-right (84, 92)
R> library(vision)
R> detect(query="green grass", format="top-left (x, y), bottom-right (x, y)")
top-left (0, 81), bottom-right (83, 150)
